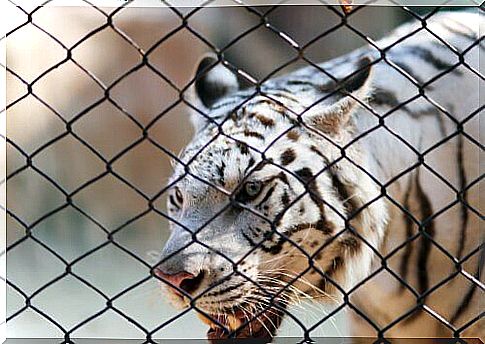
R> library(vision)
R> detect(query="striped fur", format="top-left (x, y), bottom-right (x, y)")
top-left (160, 12), bottom-right (483, 338)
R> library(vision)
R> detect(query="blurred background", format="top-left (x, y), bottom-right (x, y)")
top-left (4, 2), bottom-right (465, 340)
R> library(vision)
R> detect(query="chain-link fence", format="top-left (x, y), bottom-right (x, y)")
top-left (3, 1), bottom-right (484, 343)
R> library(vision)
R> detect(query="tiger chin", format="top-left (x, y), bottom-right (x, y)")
top-left (154, 12), bottom-right (482, 342)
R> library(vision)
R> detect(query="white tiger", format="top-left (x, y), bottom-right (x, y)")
top-left (155, 11), bottom-right (483, 340)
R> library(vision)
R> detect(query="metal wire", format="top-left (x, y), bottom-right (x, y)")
top-left (4, 1), bottom-right (484, 343)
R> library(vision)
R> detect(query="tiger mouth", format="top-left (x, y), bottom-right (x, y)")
top-left (199, 305), bottom-right (285, 342)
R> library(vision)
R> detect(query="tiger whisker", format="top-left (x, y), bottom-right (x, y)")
top-left (241, 302), bottom-right (271, 336)
top-left (260, 269), bottom-right (339, 304)
top-left (250, 300), bottom-right (279, 331)
top-left (250, 280), bottom-right (344, 337)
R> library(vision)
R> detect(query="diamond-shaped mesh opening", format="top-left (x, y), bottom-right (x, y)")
top-left (32, 207), bottom-right (108, 262)
top-left (5, 2), bottom-right (483, 343)
top-left (32, 275), bottom-right (106, 329)
top-left (7, 307), bottom-right (64, 338)
top-left (33, 60), bottom-right (105, 120)
top-left (112, 211), bottom-right (168, 260)
top-left (71, 100), bottom-right (142, 159)
top-left (305, 22), bottom-right (372, 61)
top-left (6, 23), bottom-right (66, 83)
top-left (6, 69), bottom-right (27, 105)
top-left (33, 6), bottom-right (107, 48)
top-left (147, 102), bottom-right (195, 154)
top-left (7, 238), bottom-right (66, 295)
top-left (70, 308), bottom-right (146, 338)
top-left (33, 135), bottom-right (106, 192)
top-left (112, 278), bottom-right (171, 329)
top-left (71, 26), bottom-right (142, 86)
top-left (108, 65), bottom-right (180, 127)
top-left (6, 95), bottom-right (66, 153)
top-left (72, 244), bottom-right (149, 296)
top-left (112, 7), bottom-right (182, 52)
top-left (7, 167), bottom-right (67, 224)
top-left (71, 174), bottom-right (148, 229)
top-left (145, 29), bottom-right (211, 88)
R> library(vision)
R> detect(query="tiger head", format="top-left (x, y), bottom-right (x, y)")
top-left (155, 55), bottom-right (388, 340)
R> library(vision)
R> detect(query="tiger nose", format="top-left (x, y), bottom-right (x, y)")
top-left (154, 268), bottom-right (205, 296)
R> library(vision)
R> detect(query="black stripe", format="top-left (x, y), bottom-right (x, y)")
top-left (275, 172), bottom-right (289, 186)
top-left (310, 145), bottom-right (358, 216)
top-left (339, 236), bottom-right (361, 256)
top-left (249, 99), bottom-right (274, 107)
top-left (217, 161), bottom-right (226, 186)
top-left (243, 156), bottom-right (256, 175)
top-left (396, 45), bottom-right (462, 74)
top-left (169, 195), bottom-right (180, 210)
top-left (253, 114), bottom-right (275, 127)
top-left (456, 134), bottom-right (468, 259)
top-left (175, 188), bottom-right (183, 204)
top-left (317, 256), bottom-right (345, 292)
top-left (246, 221), bottom-right (327, 255)
top-left (371, 86), bottom-right (418, 118)
top-left (256, 186), bottom-right (276, 208)
top-left (285, 222), bottom-right (321, 236)
top-left (263, 91), bottom-right (300, 105)
top-left (402, 171), bottom-right (437, 324)
top-left (236, 142), bottom-right (250, 155)
top-left (252, 158), bottom-right (273, 173)
top-left (241, 230), bottom-right (258, 248)
top-left (415, 171), bottom-right (435, 297)
top-left (253, 227), bottom-right (263, 236)
top-left (281, 191), bottom-right (290, 207)
top-left (210, 293), bottom-right (245, 305)
top-left (270, 86), bottom-right (302, 95)
top-left (441, 20), bottom-right (478, 44)
top-left (338, 56), bottom-right (372, 94)
top-left (410, 107), bottom-right (447, 137)
top-left (280, 148), bottom-right (296, 166)
top-left (205, 282), bottom-right (246, 297)
top-left (210, 100), bottom-right (237, 111)
top-left (399, 180), bottom-right (414, 291)
top-left (450, 247), bottom-right (484, 324)
top-left (328, 169), bottom-right (356, 215)
top-left (249, 99), bottom-right (288, 116)
top-left (285, 79), bottom-right (320, 88)
top-left (370, 88), bottom-right (447, 136)
top-left (243, 129), bottom-right (265, 140)
top-left (245, 228), bottom-right (282, 255)
top-left (294, 167), bottom-right (335, 235)
top-left (294, 168), bottom-right (323, 214)
top-left (263, 172), bottom-right (290, 188)
top-left (390, 59), bottom-right (425, 85)
top-left (371, 87), bottom-right (400, 108)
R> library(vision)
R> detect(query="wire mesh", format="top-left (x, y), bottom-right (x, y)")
top-left (3, 1), bottom-right (484, 343)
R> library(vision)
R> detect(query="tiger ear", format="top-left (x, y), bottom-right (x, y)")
top-left (189, 55), bottom-right (240, 132)
top-left (304, 57), bottom-right (373, 136)
top-left (194, 54), bottom-right (240, 109)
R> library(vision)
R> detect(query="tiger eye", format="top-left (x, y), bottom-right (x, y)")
top-left (244, 181), bottom-right (262, 197)
top-left (175, 187), bottom-right (183, 204)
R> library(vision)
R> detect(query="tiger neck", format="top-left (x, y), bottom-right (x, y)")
top-left (353, 107), bottom-right (423, 203)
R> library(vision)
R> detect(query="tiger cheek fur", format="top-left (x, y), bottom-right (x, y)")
top-left (157, 12), bottom-right (482, 341)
